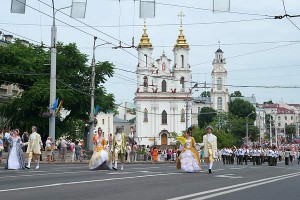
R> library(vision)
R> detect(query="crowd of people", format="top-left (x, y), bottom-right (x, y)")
top-left (218, 144), bottom-right (300, 166)
top-left (1, 125), bottom-right (300, 173)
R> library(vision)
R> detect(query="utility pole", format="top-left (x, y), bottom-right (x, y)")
top-left (49, 0), bottom-right (57, 143)
top-left (89, 36), bottom-right (97, 151)
top-left (270, 115), bottom-right (272, 146)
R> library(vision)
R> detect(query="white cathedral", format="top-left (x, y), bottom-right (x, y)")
top-left (134, 22), bottom-right (230, 146)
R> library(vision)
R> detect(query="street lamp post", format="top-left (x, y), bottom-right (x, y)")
top-left (246, 111), bottom-right (255, 146)
top-left (88, 37), bottom-right (110, 151)
top-left (185, 83), bottom-right (198, 130)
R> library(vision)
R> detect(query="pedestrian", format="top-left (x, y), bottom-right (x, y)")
top-left (152, 146), bottom-right (158, 163)
top-left (0, 133), bottom-right (3, 163)
top-left (21, 131), bottom-right (29, 152)
top-left (126, 142), bottom-right (131, 162)
top-left (75, 141), bottom-right (82, 162)
top-left (202, 126), bottom-right (218, 174)
top-left (132, 142), bottom-right (138, 162)
top-left (25, 126), bottom-right (43, 169)
top-left (60, 137), bottom-right (67, 162)
top-left (70, 139), bottom-right (75, 162)
top-left (45, 137), bottom-right (53, 162)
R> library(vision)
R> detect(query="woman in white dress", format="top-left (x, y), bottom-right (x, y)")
top-left (5, 129), bottom-right (25, 170)
top-left (89, 129), bottom-right (112, 170)
top-left (176, 131), bottom-right (201, 172)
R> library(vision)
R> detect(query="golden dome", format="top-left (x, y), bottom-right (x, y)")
top-left (175, 12), bottom-right (189, 49)
top-left (138, 20), bottom-right (152, 48)
top-left (175, 24), bottom-right (189, 49)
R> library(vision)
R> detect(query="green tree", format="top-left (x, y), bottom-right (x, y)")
top-left (285, 124), bottom-right (296, 142)
top-left (228, 98), bottom-right (256, 120)
top-left (200, 91), bottom-right (210, 97)
top-left (197, 107), bottom-right (217, 128)
top-left (230, 91), bottom-right (243, 97)
top-left (263, 100), bottom-right (274, 104)
top-left (192, 127), bottom-right (236, 148)
top-left (0, 41), bottom-right (115, 140)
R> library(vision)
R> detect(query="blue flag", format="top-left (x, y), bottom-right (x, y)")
top-left (51, 98), bottom-right (59, 110)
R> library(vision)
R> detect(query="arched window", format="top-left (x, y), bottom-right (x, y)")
top-left (143, 76), bottom-right (148, 87)
top-left (217, 78), bottom-right (222, 90)
top-left (181, 55), bottom-right (184, 68)
top-left (180, 77), bottom-right (185, 89)
top-left (144, 54), bottom-right (148, 67)
top-left (162, 80), bottom-right (167, 92)
top-left (181, 109), bottom-right (185, 122)
top-left (217, 97), bottom-right (222, 110)
top-left (162, 110), bottom-right (167, 124)
top-left (144, 108), bottom-right (148, 122)
top-left (162, 62), bottom-right (166, 71)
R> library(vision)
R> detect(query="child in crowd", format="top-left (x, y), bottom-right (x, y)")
top-left (75, 141), bottom-right (83, 162)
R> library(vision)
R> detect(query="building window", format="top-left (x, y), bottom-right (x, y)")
top-left (143, 76), bottom-right (148, 87)
top-left (181, 109), bottom-right (185, 122)
top-left (278, 116), bottom-right (281, 121)
top-left (217, 97), bottom-right (222, 110)
top-left (217, 78), bottom-right (222, 90)
top-left (162, 110), bottom-right (167, 124)
top-left (278, 123), bottom-right (281, 127)
top-left (180, 77), bottom-right (185, 89)
top-left (181, 55), bottom-right (184, 68)
top-left (198, 107), bottom-right (201, 113)
top-left (162, 62), bottom-right (165, 71)
top-left (144, 54), bottom-right (147, 67)
top-left (291, 116), bottom-right (294, 120)
top-left (102, 119), bottom-right (105, 125)
top-left (285, 116), bottom-right (287, 120)
top-left (162, 80), bottom-right (167, 92)
top-left (144, 108), bottom-right (148, 122)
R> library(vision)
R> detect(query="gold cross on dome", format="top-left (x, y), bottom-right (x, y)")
top-left (178, 11), bottom-right (185, 24)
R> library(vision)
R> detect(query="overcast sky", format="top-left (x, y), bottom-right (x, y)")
top-left (1, 0), bottom-right (300, 104)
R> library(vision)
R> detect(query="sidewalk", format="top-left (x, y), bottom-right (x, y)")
top-left (0, 151), bottom-right (172, 165)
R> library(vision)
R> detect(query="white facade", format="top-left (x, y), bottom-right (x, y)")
top-left (116, 102), bottom-right (136, 121)
top-left (210, 48), bottom-right (229, 112)
top-left (135, 22), bottom-right (191, 146)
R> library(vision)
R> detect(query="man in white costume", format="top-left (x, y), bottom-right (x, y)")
top-left (25, 126), bottom-right (43, 169)
top-left (202, 126), bottom-right (218, 173)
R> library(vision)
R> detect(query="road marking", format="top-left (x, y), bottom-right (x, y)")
top-left (130, 166), bottom-right (160, 170)
top-left (215, 174), bottom-right (243, 179)
top-left (229, 167), bottom-right (247, 170)
top-left (166, 171), bottom-right (300, 200)
top-left (0, 172), bottom-right (181, 193)
top-left (192, 173), bottom-right (300, 200)
top-left (0, 170), bottom-right (94, 179)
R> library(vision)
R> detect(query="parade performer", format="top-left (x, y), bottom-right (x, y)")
top-left (89, 128), bottom-right (112, 170)
top-left (201, 126), bottom-right (218, 173)
top-left (176, 131), bottom-right (201, 172)
top-left (112, 127), bottom-right (127, 170)
top-left (5, 129), bottom-right (25, 170)
top-left (25, 126), bottom-right (42, 169)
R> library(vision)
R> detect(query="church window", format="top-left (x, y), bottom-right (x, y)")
top-left (285, 116), bottom-right (287, 120)
top-left (144, 54), bottom-right (148, 67)
top-left (278, 116), bottom-right (281, 121)
top-left (180, 77), bottom-right (185, 89)
top-left (217, 97), bottom-right (222, 110)
top-left (291, 116), bottom-right (293, 120)
top-left (162, 110), bottom-right (167, 124)
top-left (181, 55), bottom-right (184, 68)
top-left (144, 108), bottom-right (148, 122)
top-left (162, 62), bottom-right (166, 71)
top-left (162, 80), bottom-right (167, 92)
top-left (217, 78), bottom-right (222, 90)
top-left (143, 76), bottom-right (148, 87)
top-left (181, 109), bottom-right (185, 122)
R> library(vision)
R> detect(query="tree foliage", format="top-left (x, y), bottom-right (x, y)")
top-left (230, 91), bottom-right (243, 97)
top-left (200, 91), bottom-right (210, 97)
top-left (228, 98), bottom-right (256, 120)
top-left (0, 41), bottom-right (115, 140)
top-left (197, 107), bottom-right (217, 128)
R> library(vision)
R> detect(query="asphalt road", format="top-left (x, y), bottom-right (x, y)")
top-left (0, 160), bottom-right (300, 200)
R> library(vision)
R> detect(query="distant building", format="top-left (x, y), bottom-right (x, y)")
top-left (115, 102), bottom-right (136, 121)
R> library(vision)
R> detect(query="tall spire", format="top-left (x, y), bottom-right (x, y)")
top-left (138, 19), bottom-right (152, 48)
top-left (175, 12), bottom-right (189, 49)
